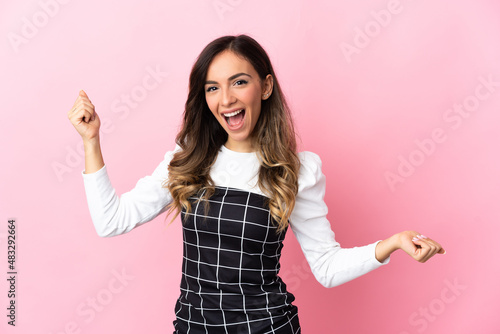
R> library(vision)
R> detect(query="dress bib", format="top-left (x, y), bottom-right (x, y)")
top-left (173, 186), bottom-right (300, 334)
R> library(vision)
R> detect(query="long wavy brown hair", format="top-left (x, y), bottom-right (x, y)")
top-left (163, 34), bottom-right (300, 233)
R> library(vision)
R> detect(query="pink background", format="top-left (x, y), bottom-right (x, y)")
top-left (1, 0), bottom-right (499, 333)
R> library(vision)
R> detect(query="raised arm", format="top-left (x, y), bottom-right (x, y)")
top-left (68, 90), bottom-right (176, 237)
top-left (67, 90), bottom-right (104, 174)
top-left (79, 150), bottom-right (175, 237)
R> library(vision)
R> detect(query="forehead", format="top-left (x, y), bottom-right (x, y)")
top-left (206, 50), bottom-right (257, 80)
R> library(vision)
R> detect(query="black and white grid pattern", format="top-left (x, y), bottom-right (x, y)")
top-left (173, 186), bottom-right (301, 334)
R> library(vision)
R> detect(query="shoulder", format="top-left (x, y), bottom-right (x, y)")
top-left (149, 144), bottom-right (182, 179)
top-left (163, 144), bottom-right (183, 161)
top-left (298, 151), bottom-right (323, 172)
top-left (297, 151), bottom-right (325, 193)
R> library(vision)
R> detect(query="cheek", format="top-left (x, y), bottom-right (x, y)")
top-left (241, 88), bottom-right (262, 110)
top-left (250, 93), bottom-right (262, 113)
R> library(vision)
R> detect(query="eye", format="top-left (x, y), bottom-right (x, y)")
top-left (206, 86), bottom-right (217, 93)
top-left (234, 79), bottom-right (248, 86)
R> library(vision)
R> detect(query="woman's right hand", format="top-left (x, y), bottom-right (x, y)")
top-left (67, 90), bottom-right (100, 143)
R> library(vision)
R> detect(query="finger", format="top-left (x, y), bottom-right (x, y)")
top-left (80, 90), bottom-right (92, 103)
top-left (78, 91), bottom-right (93, 105)
top-left (421, 242), bottom-right (438, 262)
top-left (418, 236), bottom-right (445, 260)
top-left (75, 99), bottom-right (95, 111)
top-left (76, 94), bottom-right (94, 106)
top-left (409, 236), bottom-right (423, 260)
top-left (415, 237), bottom-right (438, 262)
top-left (84, 101), bottom-right (96, 121)
top-left (72, 109), bottom-right (93, 124)
top-left (79, 89), bottom-right (89, 99)
top-left (70, 100), bottom-right (95, 119)
top-left (411, 236), bottom-right (432, 262)
top-left (68, 103), bottom-right (95, 120)
top-left (425, 238), bottom-right (445, 255)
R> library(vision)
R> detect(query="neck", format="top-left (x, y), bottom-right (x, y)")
top-left (224, 139), bottom-right (256, 153)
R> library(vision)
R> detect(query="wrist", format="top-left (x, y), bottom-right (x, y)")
top-left (375, 233), bottom-right (400, 263)
top-left (389, 233), bottom-right (403, 252)
top-left (83, 137), bottom-right (101, 150)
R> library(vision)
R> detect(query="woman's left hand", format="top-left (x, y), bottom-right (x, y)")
top-left (397, 231), bottom-right (445, 263)
top-left (375, 230), bottom-right (445, 263)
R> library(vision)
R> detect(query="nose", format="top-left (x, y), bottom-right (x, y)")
top-left (220, 87), bottom-right (236, 107)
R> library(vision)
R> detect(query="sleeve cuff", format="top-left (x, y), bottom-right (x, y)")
top-left (81, 164), bottom-right (107, 178)
top-left (373, 240), bottom-right (391, 265)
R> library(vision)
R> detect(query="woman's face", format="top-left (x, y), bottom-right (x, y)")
top-left (205, 50), bottom-right (272, 152)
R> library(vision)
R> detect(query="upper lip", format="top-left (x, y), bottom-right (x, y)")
top-left (221, 108), bottom-right (244, 115)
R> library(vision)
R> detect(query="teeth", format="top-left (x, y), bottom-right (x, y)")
top-left (223, 109), bottom-right (243, 117)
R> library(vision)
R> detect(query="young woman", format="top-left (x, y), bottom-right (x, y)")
top-left (68, 34), bottom-right (444, 333)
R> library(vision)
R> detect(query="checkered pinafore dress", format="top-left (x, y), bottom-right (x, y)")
top-left (172, 186), bottom-right (301, 334)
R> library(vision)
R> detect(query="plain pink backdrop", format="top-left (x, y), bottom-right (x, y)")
top-left (1, 0), bottom-right (499, 333)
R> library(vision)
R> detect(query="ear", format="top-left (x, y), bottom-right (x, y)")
top-left (262, 74), bottom-right (274, 100)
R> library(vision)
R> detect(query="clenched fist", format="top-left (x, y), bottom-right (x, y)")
top-left (67, 90), bottom-right (100, 143)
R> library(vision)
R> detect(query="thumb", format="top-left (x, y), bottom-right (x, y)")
top-left (410, 236), bottom-right (424, 255)
top-left (79, 89), bottom-right (88, 98)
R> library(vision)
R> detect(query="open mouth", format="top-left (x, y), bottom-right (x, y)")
top-left (223, 109), bottom-right (245, 127)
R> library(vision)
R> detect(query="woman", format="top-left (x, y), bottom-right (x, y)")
top-left (68, 34), bottom-right (444, 333)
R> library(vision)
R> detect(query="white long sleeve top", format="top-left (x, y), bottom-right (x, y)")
top-left (81, 144), bottom-right (390, 288)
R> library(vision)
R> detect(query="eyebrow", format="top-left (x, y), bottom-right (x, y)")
top-left (205, 72), bottom-right (252, 85)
